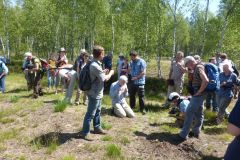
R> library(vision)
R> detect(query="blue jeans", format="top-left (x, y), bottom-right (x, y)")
top-left (206, 91), bottom-right (218, 112)
top-left (0, 75), bottom-right (6, 93)
top-left (216, 95), bottom-right (232, 118)
top-left (47, 70), bottom-right (56, 88)
top-left (180, 94), bottom-right (205, 138)
top-left (82, 95), bottom-right (102, 136)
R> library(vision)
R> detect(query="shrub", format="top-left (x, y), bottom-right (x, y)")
top-left (54, 100), bottom-right (68, 112)
top-left (106, 144), bottom-right (122, 158)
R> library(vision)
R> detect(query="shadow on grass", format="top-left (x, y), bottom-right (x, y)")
top-left (6, 88), bottom-right (28, 93)
top-left (101, 107), bottom-right (113, 116)
top-left (150, 122), bottom-right (178, 128)
top-left (146, 102), bottom-right (169, 112)
top-left (43, 100), bottom-right (59, 104)
top-left (201, 155), bottom-right (223, 160)
top-left (30, 132), bottom-right (79, 147)
top-left (203, 126), bottom-right (226, 135)
top-left (134, 131), bottom-right (183, 145)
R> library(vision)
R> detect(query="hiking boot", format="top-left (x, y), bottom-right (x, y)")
top-left (93, 128), bottom-right (106, 135)
top-left (173, 134), bottom-right (186, 143)
top-left (140, 109), bottom-right (147, 115)
top-left (32, 93), bottom-right (38, 99)
top-left (78, 133), bottom-right (94, 141)
top-left (188, 131), bottom-right (200, 139)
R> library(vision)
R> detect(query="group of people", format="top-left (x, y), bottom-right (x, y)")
top-left (165, 51), bottom-right (240, 159)
top-left (3, 45), bottom-right (236, 159)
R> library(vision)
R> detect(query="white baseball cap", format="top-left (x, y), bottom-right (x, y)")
top-left (60, 47), bottom-right (66, 52)
top-left (168, 92), bottom-right (180, 101)
top-left (80, 49), bottom-right (87, 54)
top-left (24, 52), bottom-right (32, 57)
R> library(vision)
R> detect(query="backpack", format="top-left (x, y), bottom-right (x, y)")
top-left (39, 58), bottom-right (49, 72)
top-left (204, 63), bottom-right (220, 91)
top-left (0, 56), bottom-right (7, 64)
top-left (79, 61), bottom-right (93, 91)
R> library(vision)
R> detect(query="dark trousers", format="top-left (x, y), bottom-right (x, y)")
top-left (28, 71), bottom-right (43, 95)
top-left (129, 84), bottom-right (145, 111)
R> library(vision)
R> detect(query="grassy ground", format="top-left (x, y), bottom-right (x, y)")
top-left (0, 59), bottom-right (236, 160)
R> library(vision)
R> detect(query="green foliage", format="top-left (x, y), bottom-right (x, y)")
top-left (101, 121), bottom-right (112, 130)
top-left (105, 144), bottom-right (122, 159)
top-left (120, 137), bottom-right (130, 145)
top-left (0, 117), bottom-right (15, 124)
top-left (10, 95), bottom-right (20, 103)
top-left (54, 100), bottom-right (68, 112)
top-left (46, 142), bottom-right (58, 154)
top-left (61, 155), bottom-right (76, 160)
top-left (102, 135), bottom-right (113, 141)
top-left (0, 129), bottom-right (19, 143)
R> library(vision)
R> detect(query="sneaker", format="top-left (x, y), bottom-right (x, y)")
top-left (78, 133), bottom-right (94, 141)
top-left (75, 102), bottom-right (80, 105)
top-left (93, 128), bottom-right (106, 135)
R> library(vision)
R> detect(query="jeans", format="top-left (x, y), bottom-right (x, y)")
top-left (179, 94), bottom-right (205, 138)
top-left (47, 70), bottom-right (56, 88)
top-left (82, 95), bottom-right (102, 136)
top-left (216, 95), bottom-right (232, 119)
top-left (0, 75), bottom-right (6, 93)
top-left (206, 91), bottom-right (218, 112)
top-left (129, 84), bottom-right (145, 111)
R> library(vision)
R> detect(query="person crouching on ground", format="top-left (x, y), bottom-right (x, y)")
top-left (22, 52), bottom-right (44, 98)
top-left (110, 75), bottom-right (135, 118)
top-left (168, 92), bottom-right (190, 128)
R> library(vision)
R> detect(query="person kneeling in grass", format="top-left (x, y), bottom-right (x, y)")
top-left (168, 92), bottom-right (190, 128)
top-left (110, 75), bottom-right (135, 118)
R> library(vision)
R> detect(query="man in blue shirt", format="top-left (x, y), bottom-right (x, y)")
top-left (129, 50), bottom-right (147, 114)
top-left (0, 60), bottom-right (8, 93)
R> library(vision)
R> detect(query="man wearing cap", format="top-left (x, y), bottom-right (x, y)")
top-left (129, 50), bottom-right (147, 114)
top-left (79, 45), bottom-right (114, 141)
top-left (110, 75), bottom-right (135, 118)
top-left (168, 92), bottom-right (190, 128)
top-left (177, 56), bottom-right (209, 141)
top-left (22, 52), bottom-right (44, 98)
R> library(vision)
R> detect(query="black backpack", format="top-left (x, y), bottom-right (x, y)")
top-left (79, 61), bottom-right (93, 91)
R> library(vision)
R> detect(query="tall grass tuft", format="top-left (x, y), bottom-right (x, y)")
top-left (101, 121), bottom-right (112, 130)
top-left (54, 100), bottom-right (68, 112)
top-left (106, 144), bottom-right (122, 159)
top-left (10, 95), bottom-right (19, 103)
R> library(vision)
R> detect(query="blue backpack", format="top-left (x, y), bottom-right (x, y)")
top-left (204, 63), bottom-right (220, 91)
